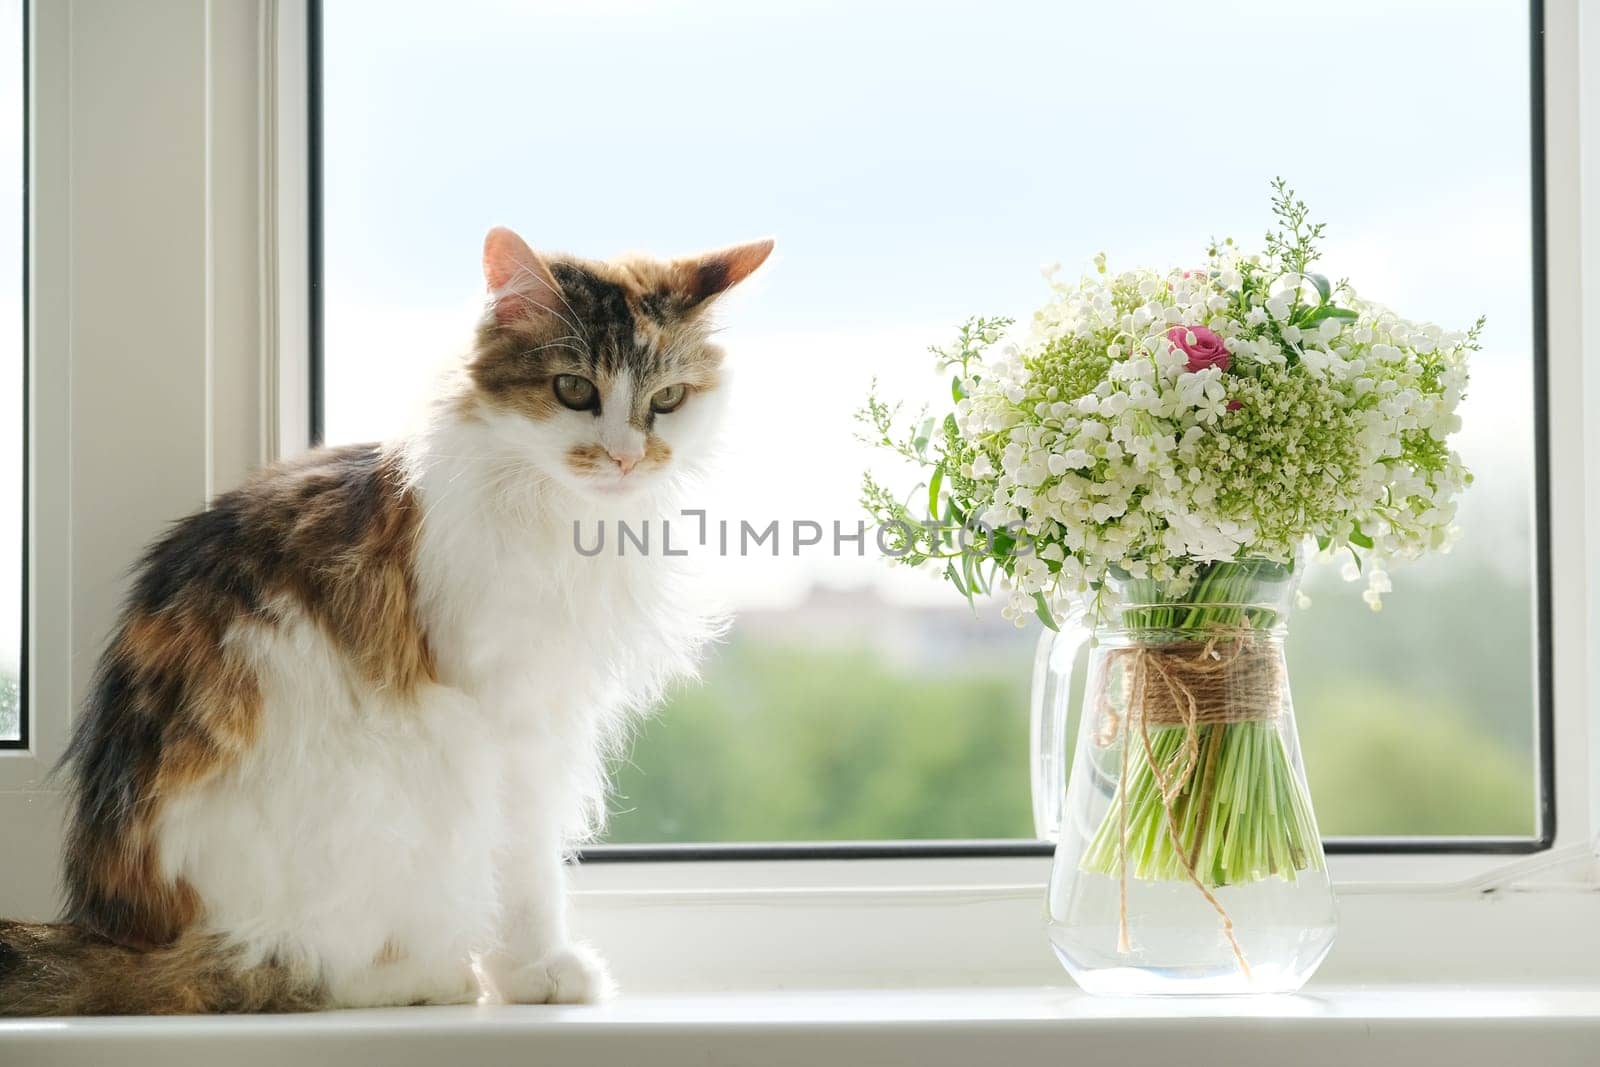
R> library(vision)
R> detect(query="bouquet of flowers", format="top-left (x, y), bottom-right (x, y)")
top-left (861, 181), bottom-right (1476, 913)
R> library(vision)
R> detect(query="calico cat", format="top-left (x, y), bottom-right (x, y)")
top-left (0, 228), bottom-right (772, 1014)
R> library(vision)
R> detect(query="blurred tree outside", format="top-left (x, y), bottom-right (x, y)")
top-left (0, 562), bottom-right (1532, 834)
top-left (604, 556), bottom-right (1536, 844)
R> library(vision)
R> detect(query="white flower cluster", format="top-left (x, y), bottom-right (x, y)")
top-left (938, 244), bottom-right (1474, 626)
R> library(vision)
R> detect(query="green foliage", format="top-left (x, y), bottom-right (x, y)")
top-left (1190, 364), bottom-right (1368, 549)
top-left (1264, 176), bottom-right (1326, 274)
top-left (858, 317), bottom-right (1029, 611)
top-left (1081, 721), bottom-right (1322, 887)
top-left (1299, 682), bottom-right (1533, 836)
top-left (603, 560), bottom-right (1537, 844)
top-left (929, 315), bottom-right (1014, 380)
top-left (605, 641), bottom-right (1034, 843)
top-left (855, 377), bottom-right (929, 467)
top-left (1024, 333), bottom-right (1113, 405)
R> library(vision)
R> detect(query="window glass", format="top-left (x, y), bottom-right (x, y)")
top-left (322, 0), bottom-right (1539, 840)
top-left (0, 0), bottom-right (22, 745)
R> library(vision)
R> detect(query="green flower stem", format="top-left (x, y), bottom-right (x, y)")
top-left (1079, 561), bottom-right (1323, 889)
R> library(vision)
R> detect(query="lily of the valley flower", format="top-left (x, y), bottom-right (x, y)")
top-left (861, 187), bottom-right (1477, 625)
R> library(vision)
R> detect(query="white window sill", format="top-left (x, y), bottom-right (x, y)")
top-left (6, 863), bottom-right (1598, 1064)
top-left (5, 984), bottom-right (1599, 1066)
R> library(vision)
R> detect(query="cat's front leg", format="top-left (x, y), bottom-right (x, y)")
top-left (481, 758), bottom-right (614, 1004)
top-left (488, 935), bottom-right (614, 1006)
top-left (482, 876), bottom-right (614, 1005)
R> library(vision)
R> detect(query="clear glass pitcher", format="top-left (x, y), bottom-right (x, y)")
top-left (1031, 558), bottom-right (1337, 995)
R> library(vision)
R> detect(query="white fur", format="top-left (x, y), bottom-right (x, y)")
top-left (153, 354), bottom-right (725, 1007)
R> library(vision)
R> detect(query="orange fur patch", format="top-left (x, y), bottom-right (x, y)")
top-left (259, 448), bottom-right (436, 694)
top-left (643, 436), bottom-right (672, 469)
top-left (566, 435), bottom-right (673, 479)
top-left (62, 443), bottom-right (436, 954)
top-left (373, 939), bottom-right (405, 967)
top-left (566, 443), bottom-right (612, 476)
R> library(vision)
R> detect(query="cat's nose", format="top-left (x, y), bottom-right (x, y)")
top-left (610, 451), bottom-right (641, 476)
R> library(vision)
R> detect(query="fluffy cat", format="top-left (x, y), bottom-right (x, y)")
top-left (0, 228), bottom-right (772, 1014)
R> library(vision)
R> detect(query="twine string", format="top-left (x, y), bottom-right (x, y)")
top-left (1097, 628), bottom-right (1283, 980)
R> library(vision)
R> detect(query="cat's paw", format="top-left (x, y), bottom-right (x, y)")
top-left (499, 943), bottom-right (615, 1004)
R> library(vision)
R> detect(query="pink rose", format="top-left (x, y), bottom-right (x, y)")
top-left (1167, 325), bottom-right (1230, 373)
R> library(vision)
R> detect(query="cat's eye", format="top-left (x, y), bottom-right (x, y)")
top-left (553, 374), bottom-right (598, 411)
top-left (650, 384), bottom-right (688, 414)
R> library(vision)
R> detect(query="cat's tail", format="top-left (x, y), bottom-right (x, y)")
top-left (0, 920), bottom-right (323, 1015)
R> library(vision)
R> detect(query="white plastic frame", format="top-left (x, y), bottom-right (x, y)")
top-left (0, 0), bottom-right (1594, 990)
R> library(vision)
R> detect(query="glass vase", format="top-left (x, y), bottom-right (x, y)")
top-left (1030, 557), bottom-right (1337, 995)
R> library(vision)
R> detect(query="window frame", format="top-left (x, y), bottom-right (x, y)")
top-left (0, 0), bottom-right (26, 753)
top-left (0, 0), bottom-right (291, 916)
top-left (307, 0), bottom-right (1560, 865)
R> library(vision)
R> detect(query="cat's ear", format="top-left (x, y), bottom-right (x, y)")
top-left (676, 238), bottom-right (775, 308)
top-left (482, 226), bottom-right (565, 325)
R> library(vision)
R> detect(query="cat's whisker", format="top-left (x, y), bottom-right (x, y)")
top-left (507, 264), bottom-right (588, 341)
top-left (527, 342), bottom-right (589, 360)
top-left (522, 265), bottom-right (588, 335)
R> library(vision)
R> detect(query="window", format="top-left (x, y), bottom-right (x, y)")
top-left (0, 0), bottom-right (21, 747)
top-left (317, 0), bottom-right (1544, 847)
